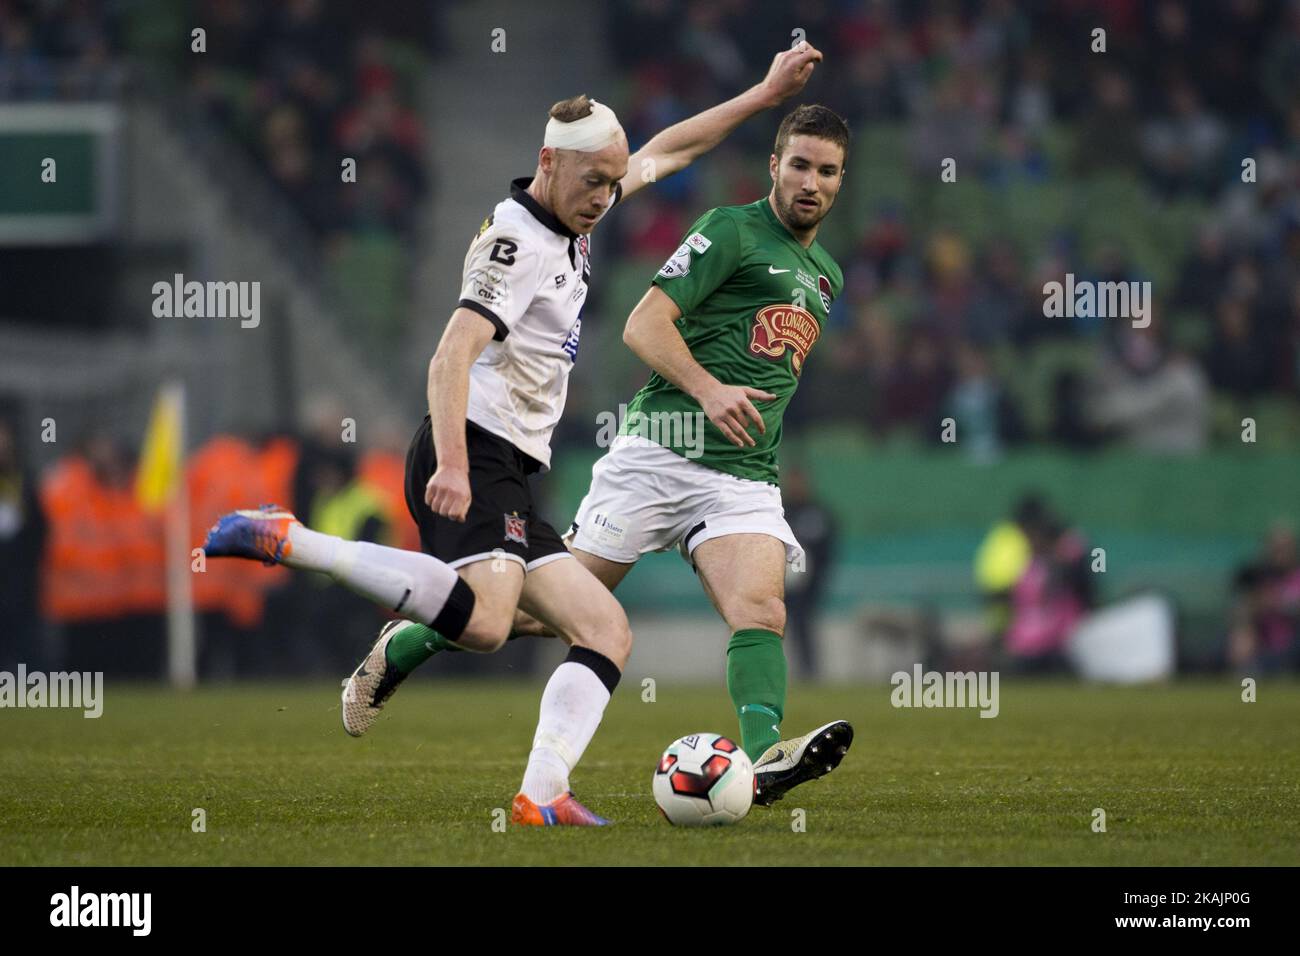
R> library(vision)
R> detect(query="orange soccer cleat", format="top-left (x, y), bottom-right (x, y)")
top-left (203, 505), bottom-right (298, 566)
top-left (511, 791), bottom-right (611, 827)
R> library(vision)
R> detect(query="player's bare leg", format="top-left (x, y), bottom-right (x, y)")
top-left (340, 557), bottom-right (523, 736)
top-left (693, 533), bottom-right (787, 757)
top-left (694, 533), bottom-right (788, 636)
top-left (692, 533), bottom-right (852, 805)
top-left (510, 544), bottom-right (634, 637)
top-left (509, 556), bottom-right (634, 825)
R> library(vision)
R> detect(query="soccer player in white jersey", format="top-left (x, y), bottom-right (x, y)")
top-left (204, 42), bottom-right (823, 826)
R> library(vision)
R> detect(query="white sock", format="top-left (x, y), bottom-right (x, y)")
top-left (286, 524), bottom-right (462, 626)
top-left (521, 661), bottom-right (612, 804)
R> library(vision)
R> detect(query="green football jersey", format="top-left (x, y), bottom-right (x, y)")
top-left (621, 196), bottom-right (843, 483)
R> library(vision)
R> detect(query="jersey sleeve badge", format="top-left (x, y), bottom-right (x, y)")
top-left (686, 232), bottom-right (712, 254)
top-left (657, 243), bottom-right (693, 279)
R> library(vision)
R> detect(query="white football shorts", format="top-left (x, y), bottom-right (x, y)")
top-left (567, 435), bottom-right (802, 566)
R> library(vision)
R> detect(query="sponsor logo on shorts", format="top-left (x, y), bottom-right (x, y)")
top-left (590, 512), bottom-right (627, 544)
top-left (749, 303), bottom-right (821, 375)
top-left (504, 513), bottom-right (528, 546)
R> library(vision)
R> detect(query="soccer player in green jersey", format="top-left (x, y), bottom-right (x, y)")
top-left (576, 104), bottom-right (854, 804)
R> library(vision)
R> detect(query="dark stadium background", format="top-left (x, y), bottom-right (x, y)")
top-left (1, 0), bottom-right (1298, 690)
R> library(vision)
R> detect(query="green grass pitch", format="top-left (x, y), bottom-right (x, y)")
top-left (2, 680), bottom-right (1297, 865)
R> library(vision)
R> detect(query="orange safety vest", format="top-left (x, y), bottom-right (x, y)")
top-left (40, 457), bottom-right (163, 621)
top-left (189, 435), bottom-right (295, 629)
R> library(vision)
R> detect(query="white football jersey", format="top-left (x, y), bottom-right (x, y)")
top-left (456, 177), bottom-right (621, 469)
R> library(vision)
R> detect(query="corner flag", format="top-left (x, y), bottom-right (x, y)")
top-left (136, 383), bottom-right (184, 512)
top-left (136, 381), bottom-right (196, 688)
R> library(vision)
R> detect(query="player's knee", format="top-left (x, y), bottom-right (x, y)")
top-left (597, 626), bottom-right (633, 671)
top-left (603, 613), bottom-right (634, 669)
top-left (733, 596), bottom-right (785, 636)
top-left (458, 623), bottom-right (510, 653)
top-left (568, 601), bottom-right (633, 669)
top-left (457, 606), bottom-right (513, 653)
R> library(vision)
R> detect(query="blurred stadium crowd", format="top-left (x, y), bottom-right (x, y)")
top-left (0, 0), bottom-right (122, 99)
top-left (2, 1), bottom-right (1298, 678)
top-left (1, 0), bottom-right (431, 238)
top-left (182, 2), bottom-right (429, 238)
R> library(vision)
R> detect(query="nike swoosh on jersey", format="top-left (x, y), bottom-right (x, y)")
top-left (768, 266), bottom-right (791, 274)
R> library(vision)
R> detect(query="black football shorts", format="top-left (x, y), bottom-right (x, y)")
top-left (404, 415), bottom-right (570, 573)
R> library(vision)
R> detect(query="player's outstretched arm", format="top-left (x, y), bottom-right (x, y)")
top-left (617, 41), bottom-right (822, 203)
top-left (623, 286), bottom-right (775, 448)
top-left (426, 308), bottom-right (495, 522)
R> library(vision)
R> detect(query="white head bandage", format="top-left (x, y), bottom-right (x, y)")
top-left (544, 99), bottom-right (624, 153)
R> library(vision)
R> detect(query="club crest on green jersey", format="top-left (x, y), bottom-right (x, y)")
top-left (818, 274), bottom-right (833, 311)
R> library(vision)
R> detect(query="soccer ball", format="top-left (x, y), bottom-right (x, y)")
top-left (653, 732), bottom-right (754, 826)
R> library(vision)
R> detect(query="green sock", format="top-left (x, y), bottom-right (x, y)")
top-left (384, 621), bottom-right (461, 674)
top-left (726, 628), bottom-right (787, 760)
